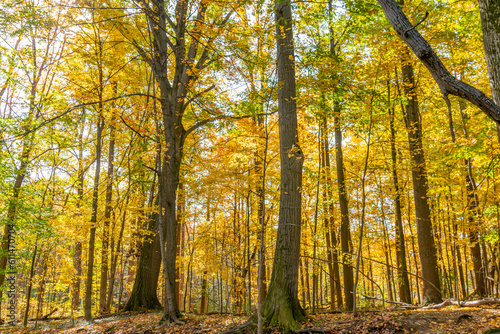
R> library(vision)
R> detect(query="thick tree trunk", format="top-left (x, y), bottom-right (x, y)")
top-left (400, 49), bottom-right (442, 304)
top-left (158, 129), bottom-right (183, 321)
top-left (123, 214), bottom-right (162, 311)
top-left (377, 0), bottom-right (500, 124)
top-left (224, 1), bottom-right (305, 332)
top-left (478, 0), bottom-right (500, 140)
top-left (334, 107), bottom-right (354, 310)
top-left (257, 0), bottom-right (306, 329)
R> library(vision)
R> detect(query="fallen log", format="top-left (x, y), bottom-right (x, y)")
top-left (397, 298), bottom-right (500, 310)
top-left (29, 308), bottom-right (58, 321)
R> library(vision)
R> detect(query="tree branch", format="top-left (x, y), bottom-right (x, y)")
top-left (1, 94), bottom-right (156, 142)
top-left (183, 111), bottom-right (277, 141)
top-left (377, 0), bottom-right (500, 125)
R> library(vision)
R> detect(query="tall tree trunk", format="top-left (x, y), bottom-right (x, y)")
top-left (72, 111), bottom-right (86, 311)
top-left (389, 81), bottom-right (412, 304)
top-left (322, 120), bottom-right (343, 309)
top-left (200, 193), bottom-right (210, 314)
top-left (176, 181), bottom-right (186, 308)
top-left (334, 106), bottom-right (354, 310)
top-left (99, 112), bottom-right (116, 314)
top-left (84, 114), bottom-right (104, 320)
top-left (0, 146), bottom-right (30, 295)
top-left (259, 0), bottom-right (305, 327)
top-left (458, 99), bottom-right (486, 297)
top-left (224, 1), bottom-right (305, 331)
top-left (255, 113), bottom-right (267, 302)
top-left (84, 15), bottom-right (106, 318)
top-left (400, 48), bottom-right (442, 303)
top-left (320, 118), bottom-right (336, 310)
top-left (478, 0), bottom-right (500, 140)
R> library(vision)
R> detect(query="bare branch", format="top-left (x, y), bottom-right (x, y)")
top-left (377, 0), bottom-right (500, 125)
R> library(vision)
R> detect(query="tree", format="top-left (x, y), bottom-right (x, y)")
top-left (400, 46), bottom-right (442, 303)
top-left (478, 0), bottom-right (500, 140)
top-left (224, 0), bottom-right (305, 332)
top-left (388, 81), bottom-right (411, 304)
top-left (130, 0), bottom-right (234, 322)
top-left (376, 0), bottom-right (500, 125)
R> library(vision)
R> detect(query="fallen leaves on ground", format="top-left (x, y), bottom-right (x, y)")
top-left (2, 306), bottom-right (500, 333)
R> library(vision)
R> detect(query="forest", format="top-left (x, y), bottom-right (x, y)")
top-left (1, 0), bottom-right (500, 333)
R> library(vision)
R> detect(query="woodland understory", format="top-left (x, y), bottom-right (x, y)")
top-left (2, 0), bottom-right (500, 333)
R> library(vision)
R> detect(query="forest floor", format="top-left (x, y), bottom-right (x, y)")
top-left (2, 306), bottom-right (500, 333)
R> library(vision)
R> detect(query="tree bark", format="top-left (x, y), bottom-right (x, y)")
top-left (123, 214), bottom-right (162, 311)
top-left (389, 81), bottom-right (412, 304)
top-left (334, 106), bottom-right (354, 310)
top-left (106, 192), bottom-right (128, 312)
top-left (322, 119), bottom-right (343, 309)
top-left (72, 111), bottom-right (86, 311)
top-left (478, 0), bottom-right (500, 140)
top-left (400, 48), bottom-right (442, 304)
top-left (259, 0), bottom-right (306, 328)
top-left (377, 0), bottom-right (500, 125)
top-left (224, 1), bottom-right (305, 332)
top-left (84, 114), bottom-right (104, 320)
top-left (136, 0), bottom-right (224, 320)
top-left (99, 112), bottom-right (116, 315)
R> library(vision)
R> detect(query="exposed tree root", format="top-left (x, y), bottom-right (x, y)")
top-left (222, 300), bottom-right (306, 334)
top-left (158, 312), bottom-right (185, 327)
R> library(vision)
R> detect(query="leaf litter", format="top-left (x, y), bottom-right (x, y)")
top-left (2, 306), bottom-right (500, 333)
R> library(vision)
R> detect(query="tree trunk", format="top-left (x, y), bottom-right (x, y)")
top-left (389, 81), bottom-right (412, 304)
top-left (224, 1), bottom-right (305, 331)
top-left (23, 242), bottom-right (37, 326)
top-left (256, 0), bottom-right (306, 329)
top-left (123, 214), bottom-right (162, 311)
top-left (334, 106), bottom-right (354, 310)
top-left (400, 48), bottom-right (442, 304)
top-left (322, 119), bottom-right (343, 309)
top-left (176, 181), bottom-right (186, 309)
top-left (106, 193), bottom-right (128, 311)
top-left (99, 113), bottom-right (116, 315)
top-left (478, 0), bottom-right (500, 140)
top-left (320, 119), bottom-right (336, 310)
top-left (465, 159), bottom-right (486, 297)
top-left (0, 145), bottom-right (30, 297)
top-left (84, 114), bottom-right (104, 320)
top-left (72, 112), bottom-right (85, 311)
